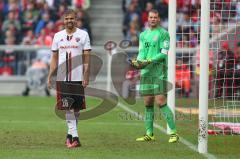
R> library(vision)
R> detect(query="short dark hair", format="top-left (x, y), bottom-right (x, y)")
top-left (148, 9), bottom-right (159, 17)
top-left (64, 9), bottom-right (76, 17)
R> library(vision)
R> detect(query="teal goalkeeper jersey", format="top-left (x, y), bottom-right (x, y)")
top-left (137, 27), bottom-right (170, 79)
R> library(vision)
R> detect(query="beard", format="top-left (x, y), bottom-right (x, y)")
top-left (66, 22), bottom-right (75, 29)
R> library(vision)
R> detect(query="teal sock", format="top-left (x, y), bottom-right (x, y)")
top-left (160, 104), bottom-right (176, 134)
top-left (145, 106), bottom-right (154, 136)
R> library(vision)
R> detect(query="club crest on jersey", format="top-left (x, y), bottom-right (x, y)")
top-left (153, 36), bottom-right (158, 41)
top-left (60, 39), bottom-right (63, 42)
top-left (75, 37), bottom-right (80, 42)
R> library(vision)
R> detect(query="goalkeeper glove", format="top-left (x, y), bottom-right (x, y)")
top-left (129, 59), bottom-right (152, 69)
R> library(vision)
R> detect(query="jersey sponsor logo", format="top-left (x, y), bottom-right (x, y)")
top-left (163, 40), bottom-right (169, 49)
top-left (144, 42), bottom-right (156, 48)
top-left (60, 45), bottom-right (79, 49)
top-left (145, 42), bottom-right (150, 48)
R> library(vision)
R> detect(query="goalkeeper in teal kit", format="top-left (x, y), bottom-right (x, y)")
top-left (130, 9), bottom-right (179, 143)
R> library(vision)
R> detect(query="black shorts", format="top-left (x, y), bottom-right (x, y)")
top-left (56, 81), bottom-right (86, 112)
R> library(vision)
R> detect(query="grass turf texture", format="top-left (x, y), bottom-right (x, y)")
top-left (0, 96), bottom-right (239, 159)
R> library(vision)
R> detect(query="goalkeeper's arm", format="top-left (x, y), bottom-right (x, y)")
top-left (152, 32), bottom-right (170, 63)
top-left (128, 33), bottom-right (149, 69)
top-left (137, 33), bottom-right (146, 61)
top-left (151, 49), bottom-right (168, 63)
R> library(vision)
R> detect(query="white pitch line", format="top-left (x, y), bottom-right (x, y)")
top-left (118, 102), bottom-right (217, 159)
top-left (0, 120), bottom-right (142, 126)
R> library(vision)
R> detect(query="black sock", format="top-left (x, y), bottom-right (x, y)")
top-left (67, 134), bottom-right (72, 139)
top-left (72, 137), bottom-right (79, 141)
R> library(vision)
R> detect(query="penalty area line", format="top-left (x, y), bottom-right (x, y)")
top-left (118, 102), bottom-right (217, 159)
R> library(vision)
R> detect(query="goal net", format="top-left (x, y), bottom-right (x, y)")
top-left (175, 0), bottom-right (240, 136)
top-left (208, 0), bottom-right (240, 135)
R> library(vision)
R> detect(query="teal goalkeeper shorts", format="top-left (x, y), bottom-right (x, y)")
top-left (139, 76), bottom-right (168, 96)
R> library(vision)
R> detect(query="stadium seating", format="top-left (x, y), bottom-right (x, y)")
top-left (0, 0), bottom-right (91, 75)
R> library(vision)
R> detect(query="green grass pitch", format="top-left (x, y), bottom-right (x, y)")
top-left (0, 96), bottom-right (239, 159)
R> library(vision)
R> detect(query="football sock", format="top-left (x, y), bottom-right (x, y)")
top-left (160, 104), bottom-right (176, 134)
top-left (73, 137), bottom-right (79, 142)
top-left (66, 134), bottom-right (72, 139)
top-left (145, 106), bottom-right (154, 136)
top-left (66, 110), bottom-right (79, 137)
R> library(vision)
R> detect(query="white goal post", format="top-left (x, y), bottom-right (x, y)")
top-left (168, 0), bottom-right (210, 154)
top-left (198, 0), bottom-right (210, 154)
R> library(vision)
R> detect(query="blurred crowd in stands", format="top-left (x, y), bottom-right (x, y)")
top-left (175, 41), bottom-right (240, 99)
top-left (0, 0), bottom-right (91, 75)
top-left (122, 0), bottom-right (239, 47)
top-left (0, 0), bottom-right (240, 98)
